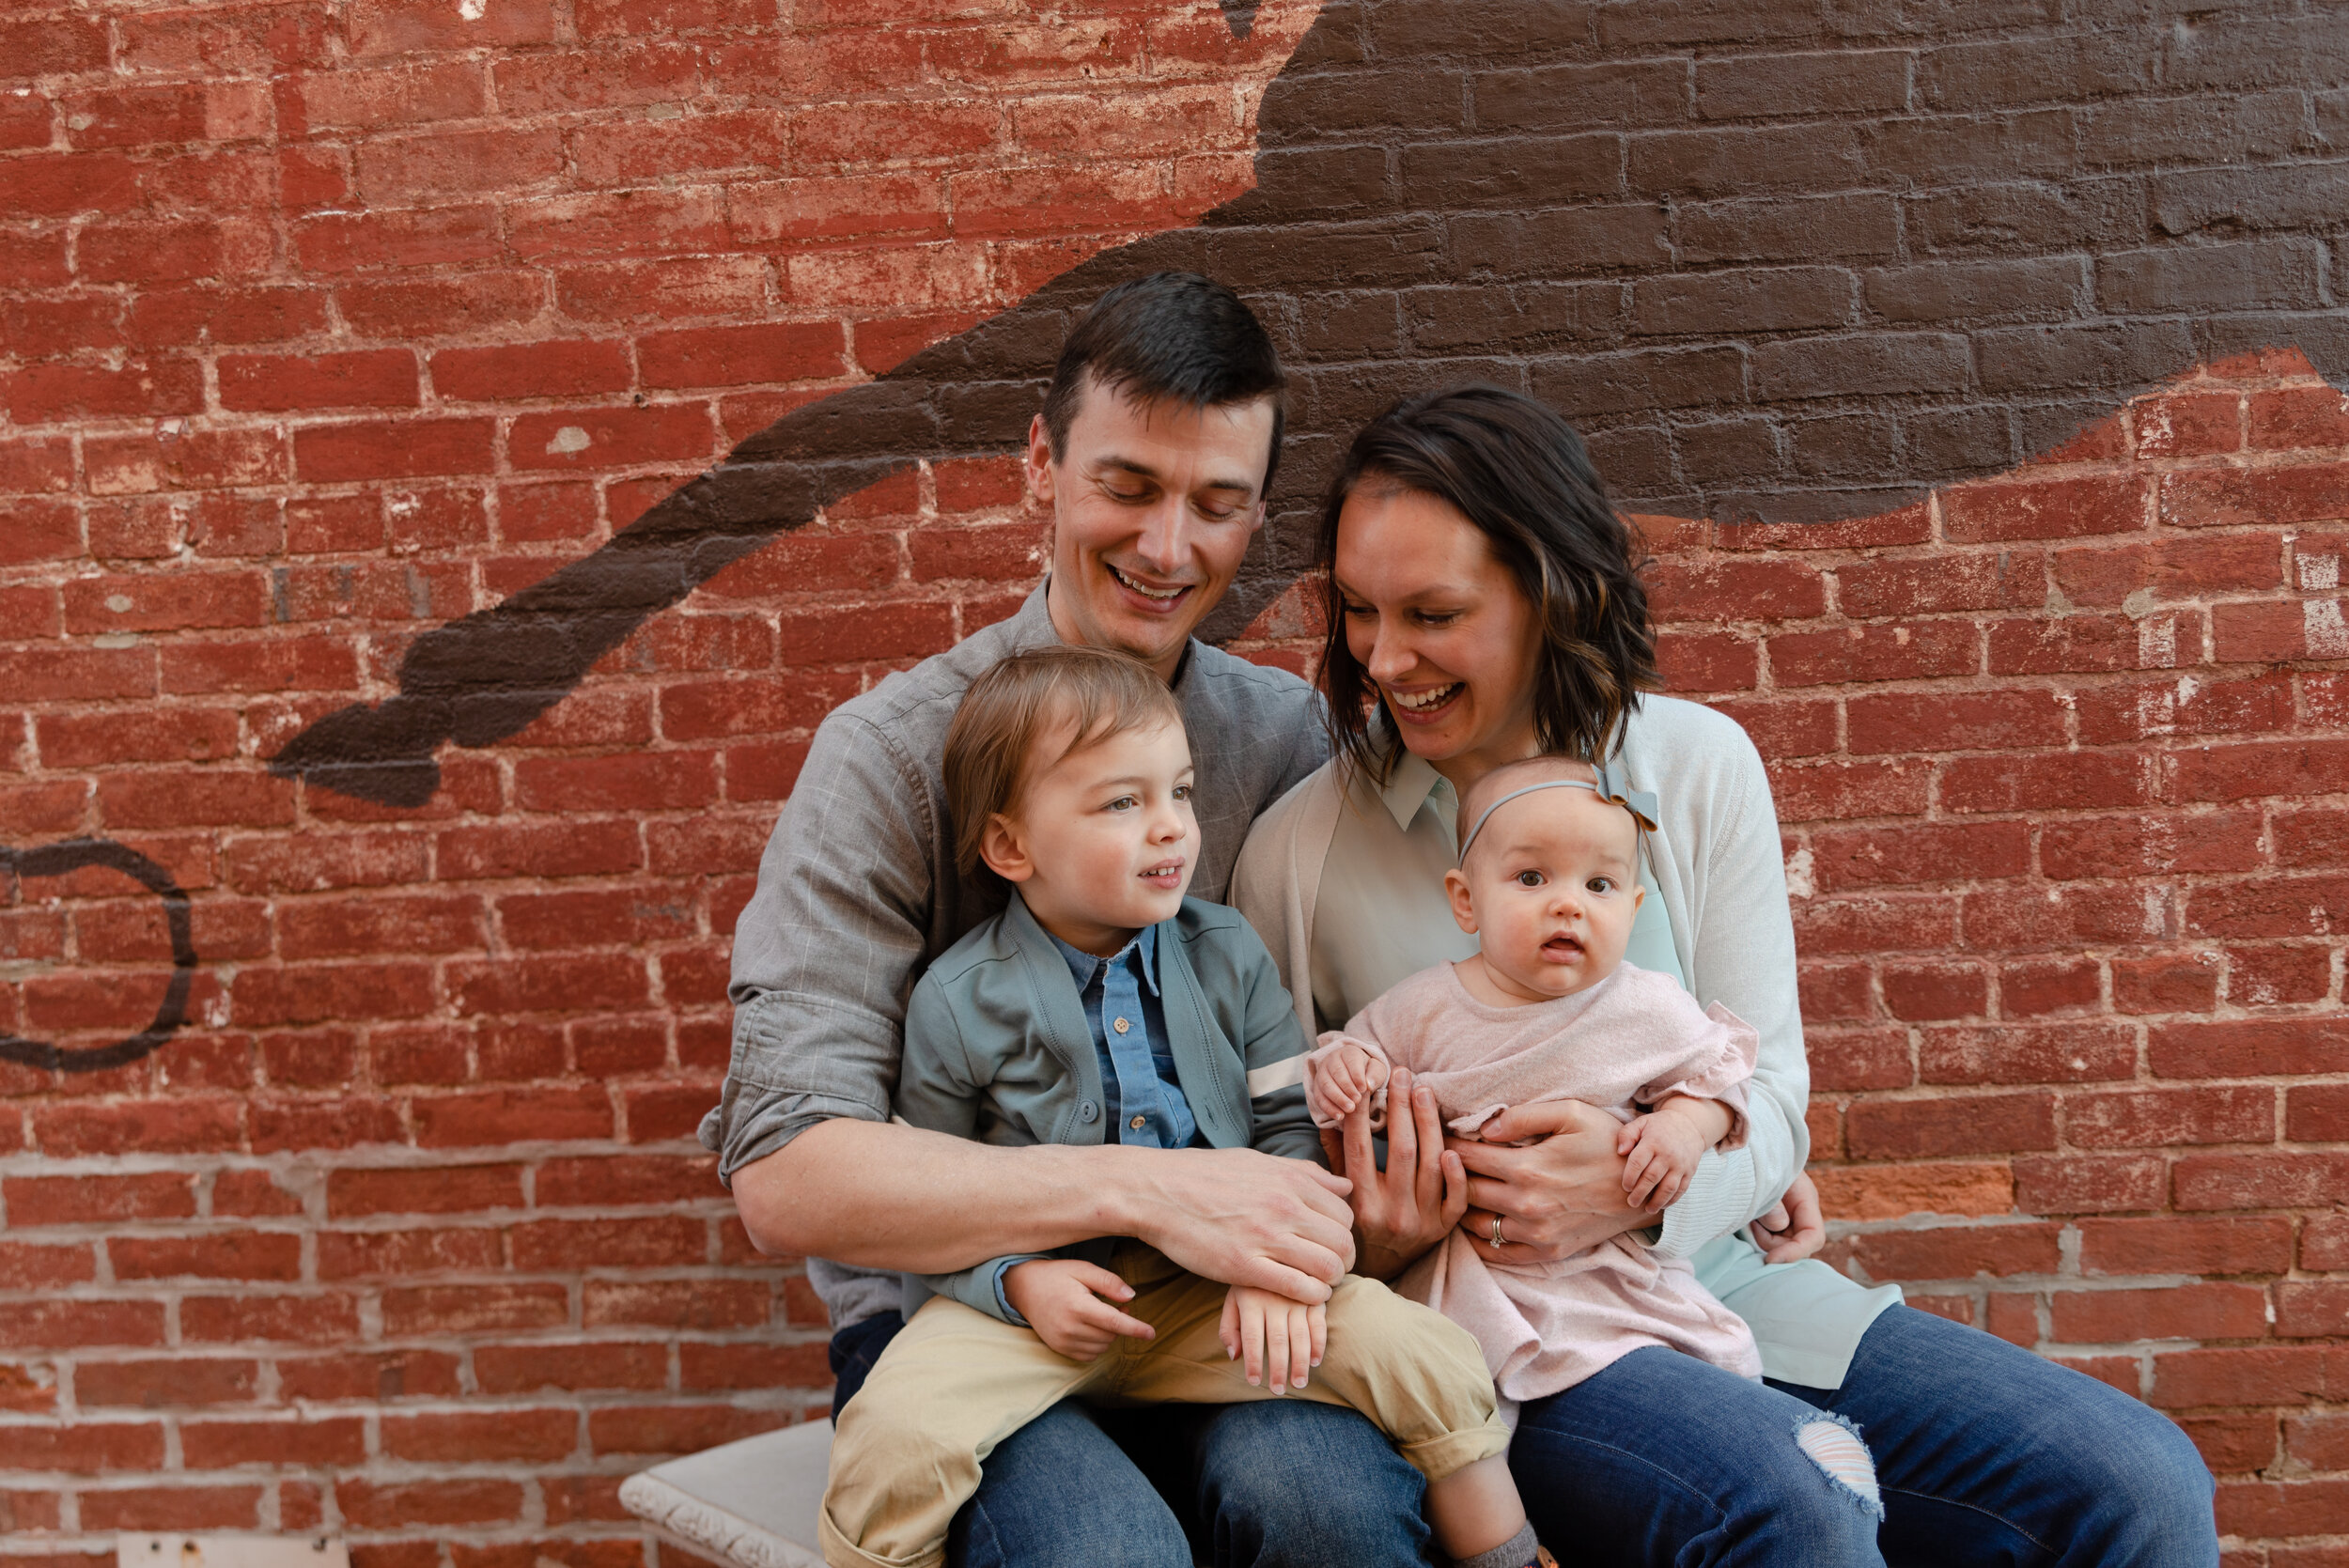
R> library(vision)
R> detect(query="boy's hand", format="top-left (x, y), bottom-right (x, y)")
top-left (1219, 1282), bottom-right (1327, 1393)
top-left (1616, 1096), bottom-right (1731, 1209)
top-left (1003, 1259), bottom-right (1155, 1361)
top-left (1311, 1042), bottom-right (1388, 1119)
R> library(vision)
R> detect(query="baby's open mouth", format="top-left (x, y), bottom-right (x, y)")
top-left (1540, 936), bottom-right (1585, 959)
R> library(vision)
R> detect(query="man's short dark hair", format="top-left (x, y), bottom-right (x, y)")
top-left (1039, 272), bottom-right (1287, 497)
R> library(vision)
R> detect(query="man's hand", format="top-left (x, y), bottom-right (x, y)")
top-left (1220, 1282), bottom-right (1326, 1392)
top-left (1451, 1098), bottom-right (1648, 1264)
top-left (1003, 1260), bottom-right (1156, 1361)
top-left (1310, 1040), bottom-right (1388, 1121)
top-left (1750, 1170), bottom-right (1828, 1264)
top-left (1138, 1146), bottom-right (1357, 1303)
top-left (1617, 1096), bottom-right (1727, 1210)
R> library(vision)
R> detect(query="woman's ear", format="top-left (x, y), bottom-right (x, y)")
top-left (1443, 868), bottom-right (1478, 936)
top-left (979, 813), bottom-right (1034, 884)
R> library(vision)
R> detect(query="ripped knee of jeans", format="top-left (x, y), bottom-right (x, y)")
top-left (1794, 1413), bottom-right (1884, 1519)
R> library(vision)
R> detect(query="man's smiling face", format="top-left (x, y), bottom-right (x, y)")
top-left (1032, 371), bottom-right (1278, 680)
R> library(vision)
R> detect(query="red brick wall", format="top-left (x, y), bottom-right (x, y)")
top-left (4, 0), bottom-right (2348, 1563)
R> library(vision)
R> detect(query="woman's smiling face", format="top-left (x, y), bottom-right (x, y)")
top-left (1332, 482), bottom-right (1543, 784)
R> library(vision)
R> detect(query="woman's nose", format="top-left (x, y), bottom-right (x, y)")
top-left (1363, 623), bottom-right (1414, 683)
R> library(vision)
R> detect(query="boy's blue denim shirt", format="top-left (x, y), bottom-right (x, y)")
top-left (1043, 918), bottom-right (1201, 1154)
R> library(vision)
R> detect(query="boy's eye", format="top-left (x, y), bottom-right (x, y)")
top-left (1104, 795), bottom-right (1138, 812)
top-left (1173, 783), bottom-right (1193, 800)
top-left (1514, 870), bottom-right (1545, 888)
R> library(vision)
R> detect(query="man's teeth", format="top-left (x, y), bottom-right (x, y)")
top-left (1111, 566), bottom-right (1185, 600)
top-left (1390, 683), bottom-right (1461, 711)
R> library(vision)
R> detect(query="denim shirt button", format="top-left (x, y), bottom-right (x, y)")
top-left (1079, 1100), bottom-right (1098, 1123)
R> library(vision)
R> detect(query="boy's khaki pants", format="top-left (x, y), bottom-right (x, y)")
top-left (819, 1245), bottom-right (1509, 1568)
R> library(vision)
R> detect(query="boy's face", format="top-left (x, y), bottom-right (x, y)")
top-left (983, 714), bottom-right (1200, 957)
top-left (1444, 783), bottom-right (1643, 1003)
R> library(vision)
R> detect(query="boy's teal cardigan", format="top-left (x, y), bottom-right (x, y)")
top-left (895, 893), bottom-right (1321, 1320)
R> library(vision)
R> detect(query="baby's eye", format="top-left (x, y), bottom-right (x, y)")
top-left (1586, 877), bottom-right (1616, 893)
top-left (1514, 870), bottom-right (1545, 888)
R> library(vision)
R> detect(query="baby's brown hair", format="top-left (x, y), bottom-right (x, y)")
top-left (943, 644), bottom-right (1185, 878)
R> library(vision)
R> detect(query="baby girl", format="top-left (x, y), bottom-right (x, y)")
top-left (1307, 754), bottom-right (1763, 1409)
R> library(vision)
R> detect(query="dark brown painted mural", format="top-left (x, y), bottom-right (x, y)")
top-left (273, 1), bottom-right (2349, 806)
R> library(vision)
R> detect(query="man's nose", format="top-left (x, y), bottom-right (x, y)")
top-left (1131, 498), bottom-right (1190, 576)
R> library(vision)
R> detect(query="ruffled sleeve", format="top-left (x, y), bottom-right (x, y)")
top-left (1636, 1001), bottom-right (1760, 1152)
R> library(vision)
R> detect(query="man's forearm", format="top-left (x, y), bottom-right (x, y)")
top-left (731, 1118), bottom-right (1152, 1274)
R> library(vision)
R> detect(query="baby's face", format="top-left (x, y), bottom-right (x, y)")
top-left (1445, 784), bottom-right (1642, 1002)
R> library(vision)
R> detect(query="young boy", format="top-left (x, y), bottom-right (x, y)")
top-left (818, 644), bottom-right (1541, 1568)
top-left (1308, 754), bottom-right (1764, 1410)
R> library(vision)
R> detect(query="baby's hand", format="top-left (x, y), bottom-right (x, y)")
top-left (1617, 1096), bottom-right (1732, 1209)
top-left (1003, 1259), bottom-right (1155, 1361)
top-left (1311, 1042), bottom-right (1388, 1119)
top-left (1219, 1283), bottom-right (1328, 1393)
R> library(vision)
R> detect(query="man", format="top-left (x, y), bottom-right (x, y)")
top-left (706, 272), bottom-right (1439, 1566)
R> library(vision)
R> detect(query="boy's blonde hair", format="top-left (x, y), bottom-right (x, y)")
top-left (943, 644), bottom-right (1185, 878)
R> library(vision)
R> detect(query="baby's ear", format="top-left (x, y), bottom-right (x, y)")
top-left (1442, 868), bottom-right (1478, 935)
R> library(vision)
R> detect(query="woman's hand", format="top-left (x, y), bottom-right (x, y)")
top-left (1319, 1065), bottom-right (1468, 1281)
top-left (1452, 1098), bottom-right (1648, 1264)
top-left (1750, 1170), bottom-right (1828, 1264)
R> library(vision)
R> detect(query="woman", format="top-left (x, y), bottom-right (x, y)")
top-left (1233, 386), bottom-right (2217, 1565)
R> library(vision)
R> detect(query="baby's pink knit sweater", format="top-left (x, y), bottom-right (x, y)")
top-left (1310, 961), bottom-right (1764, 1411)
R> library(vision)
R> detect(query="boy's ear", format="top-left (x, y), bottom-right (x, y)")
top-left (1443, 868), bottom-right (1478, 937)
top-left (978, 813), bottom-right (1034, 884)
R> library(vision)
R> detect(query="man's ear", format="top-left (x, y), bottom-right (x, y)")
top-left (979, 813), bottom-right (1034, 885)
top-left (1024, 412), bottom-right (1057, 509)
top-left (1443, 868), bottom-right (1478, 936)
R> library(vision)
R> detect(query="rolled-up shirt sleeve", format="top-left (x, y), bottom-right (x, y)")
top-left (701, 710), bottom-right (938, 1183)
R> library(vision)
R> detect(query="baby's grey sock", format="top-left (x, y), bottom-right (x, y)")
top-left (1453, 1522), bottom-right (1540, 1568)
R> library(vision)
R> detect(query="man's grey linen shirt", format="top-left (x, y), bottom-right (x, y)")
top-left (705, 582), bottom-right (1329, 1327)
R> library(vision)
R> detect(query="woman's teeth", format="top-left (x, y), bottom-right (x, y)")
top-left (1390, 683), bottom-right (1461, 712)
top-left (1111, 565), bottom-right (1185, 601)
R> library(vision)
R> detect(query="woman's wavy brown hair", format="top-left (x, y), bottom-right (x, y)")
top-left (1316, 384), bottom-right (1660, 782)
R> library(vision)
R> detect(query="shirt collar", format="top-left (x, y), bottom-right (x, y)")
top-left (1030, 897), bottom-right (1162, 997)
top-left (1375, 749), bottom-right (1456, 836)
top-left (1019, 577), bottom-right (1196, 691)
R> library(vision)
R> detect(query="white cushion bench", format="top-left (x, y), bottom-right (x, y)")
top-left (620, 1420), bottom-right (832, 1568)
